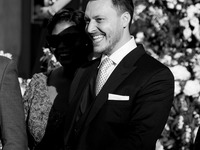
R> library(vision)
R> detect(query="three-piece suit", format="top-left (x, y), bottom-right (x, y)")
top-left (64, 44), bottom-right (174, 150)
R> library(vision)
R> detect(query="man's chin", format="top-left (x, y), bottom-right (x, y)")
top-left (93, 46), bottom-right (105, 54)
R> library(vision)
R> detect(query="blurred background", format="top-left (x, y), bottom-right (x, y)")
top-left (0, 0), bottom-right (30, 78)
top-left (0, 0), bottom-right (200, 149)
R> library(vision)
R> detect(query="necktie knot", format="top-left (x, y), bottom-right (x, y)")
top-left (100, 57), bottom-right (113, 71)
top-left (96, 57), bottom-right (113, 95)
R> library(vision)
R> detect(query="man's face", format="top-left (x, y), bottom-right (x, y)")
top-left (85, 0), bottom-right (124, 55)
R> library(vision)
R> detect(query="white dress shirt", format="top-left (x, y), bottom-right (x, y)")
top-left (99, 37), bottom-right (137, 80)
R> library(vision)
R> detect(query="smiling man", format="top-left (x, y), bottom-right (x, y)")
top-left (64, 0), bottom-right (174, 150)
top-left (84, 0), bottom-right (130, 55)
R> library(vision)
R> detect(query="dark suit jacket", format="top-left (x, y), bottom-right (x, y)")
top-left (64, 44), bottom-right (174, 150)
top-left (0, 56), bottom-right (27, 150)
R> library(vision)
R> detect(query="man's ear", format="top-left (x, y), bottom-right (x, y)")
top-left (121, 11), bottom-right (131, 28)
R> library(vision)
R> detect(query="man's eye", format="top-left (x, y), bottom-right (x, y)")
top-left (96, 18), bottom-right (104, 23)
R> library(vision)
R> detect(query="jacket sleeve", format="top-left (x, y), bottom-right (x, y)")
top-left (0, 58), bottom-right (28, 150)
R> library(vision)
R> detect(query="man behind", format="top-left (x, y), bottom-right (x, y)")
top-left (64, 0), bottom-right (174, 150)
top-left (0, 56), bottom-right (27, 150)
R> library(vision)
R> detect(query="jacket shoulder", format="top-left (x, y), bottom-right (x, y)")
top-left (0, 56), bottom-right (12, 78)
top-left (0, 56), bottom-right (11, 66)
top-left (140, 54), bottom-right (170, 70)
top-left (136, 54), bottom-right (174, 79)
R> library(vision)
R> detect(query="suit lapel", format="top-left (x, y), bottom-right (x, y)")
top-left (64, 59), bottom-right (100, 143)
top-left (84, 44), bottom-right (146, 127)
top-left (69, 59), bottom-right (100, 102)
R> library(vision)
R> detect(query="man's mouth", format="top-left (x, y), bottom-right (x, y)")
top-left (92, 35), bottom-right (104, 44)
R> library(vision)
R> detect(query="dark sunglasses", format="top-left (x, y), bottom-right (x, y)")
top-left (46, 26), bottom-right (83, 48)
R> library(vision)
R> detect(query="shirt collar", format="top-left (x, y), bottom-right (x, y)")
top-left (101, 36), bottom-right (137, 65)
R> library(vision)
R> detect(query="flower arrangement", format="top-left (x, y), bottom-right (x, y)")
top-left (132, 0), bottom-right (200, 149)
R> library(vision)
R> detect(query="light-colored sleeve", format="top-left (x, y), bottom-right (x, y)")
top-left (23, 73), bottom-right (51, 143)
top-left (0, 58), bottom-right (28, 150)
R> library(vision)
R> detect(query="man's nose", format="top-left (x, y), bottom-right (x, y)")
top-left (86, 20), bottom-right (96, 34)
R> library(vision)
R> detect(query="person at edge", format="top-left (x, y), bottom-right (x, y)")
top-left (0, 56), bottom-right (28, 150)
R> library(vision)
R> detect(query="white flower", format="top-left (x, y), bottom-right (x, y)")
top-left (186, 48), bottom-right (192, 54)
top-left (174, 52), bottom-right (184, 59)
top-left (167, 3), bottom-right (175, 9)
top-left (178, 115), bottom-right (184, 129)
top-left (135, 32), bottom-right (145, 43)
top-left (160, 55), bottom-right (172, 66)
top-left (149, 7), bottom-right (168, 26)
top-left (194, 112), bottom-right (200, 120)
top-left (43, 47), bottom-right (51, 53)
top-left (148, 0), bottom-right (155, 3)
top-left (193, 65), bottom-right (200, 79)
top-left (0, 50), bottom-right (12, 59)
top-left (183, 27), bottom-right (192, 40)
top-left (176, 4), bottom-right (182, 10)
top-left (178, 0), bottom-right (185, 2)
top-left (174, 81), bottom-right (181, 96)
top-left (179, 18), bottom-right (189, 28)
top-left (135, 4), bottom-right (146, 15)
top-left (193, 26), bottom-right (200, 41)
top-left (187, 5), bottom-right (199, 18)
top-left (190, 16), bottom-right (199, 28)
top-left (170, 65), bottom-right (191, 81)
top-left (196, 3), bottom-right (200, 10)
top-left (183, 80), bottom-right (200, 97)
top-left (166, 0), bottom-right (177, 9)
top-left (185, 126), bottom-right (192, 143)
top-left (166, 0), bottom-right (177, 4)
top-left (171, 59), bottom-right (178, 66)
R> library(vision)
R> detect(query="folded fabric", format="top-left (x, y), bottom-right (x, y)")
top-left (108, 93), bottom-right (129, 101)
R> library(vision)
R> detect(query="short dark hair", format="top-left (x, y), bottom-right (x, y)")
top-left (88, 0), bottom-right (134, 27)
top-left (112, 0), bottom-right (134, 21)
top-left (47, 8), bottom-right (86, 35)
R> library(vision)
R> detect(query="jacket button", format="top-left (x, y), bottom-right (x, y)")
top-left (74, 128), bottom-right (78, 135)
